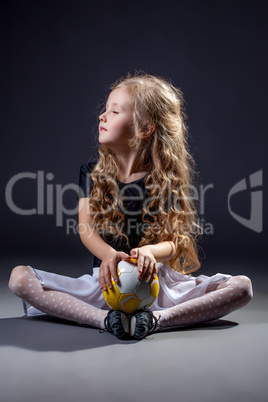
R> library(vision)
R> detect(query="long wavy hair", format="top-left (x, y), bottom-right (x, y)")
top-left (89, 73), bottom-right (202, 274)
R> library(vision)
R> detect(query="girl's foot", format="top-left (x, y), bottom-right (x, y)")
top-left (130, 310), bottom-right (160, 339)
top-left (103, 310), bottom-right (130, 339)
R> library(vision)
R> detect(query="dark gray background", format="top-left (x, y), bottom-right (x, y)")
top-left (1, 0), bottom-right (267, 278)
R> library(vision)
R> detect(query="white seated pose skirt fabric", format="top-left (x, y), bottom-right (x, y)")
top-left (22, 263), bottom-right (231, 317)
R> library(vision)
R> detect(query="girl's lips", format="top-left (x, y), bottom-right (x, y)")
top-left (100, 126), bottom-right (107, 132)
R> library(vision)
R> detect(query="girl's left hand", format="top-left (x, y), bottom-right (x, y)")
top-left (130, 246), bottom-right (158, 282)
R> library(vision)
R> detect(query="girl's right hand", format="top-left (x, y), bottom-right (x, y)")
top-left (99, 250), bottom-right (131, 291)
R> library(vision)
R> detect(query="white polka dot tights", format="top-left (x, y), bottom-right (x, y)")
top-left (9, 266), bottom-right (253, 333)
top-left (153, 275), bottom-right (253, 330)
top-left (9, 266), bottom-right (107, 329)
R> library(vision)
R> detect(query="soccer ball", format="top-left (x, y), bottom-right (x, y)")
top-left (102, 258), bottom-right (159, 314)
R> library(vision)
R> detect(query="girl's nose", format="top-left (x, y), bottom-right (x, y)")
top-left (99, 111), bottom-right (107, 122)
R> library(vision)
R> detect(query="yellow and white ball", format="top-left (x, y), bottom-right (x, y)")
top-left (102, 259), bottom-right (159, 314)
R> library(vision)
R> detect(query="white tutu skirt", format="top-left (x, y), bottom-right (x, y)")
top-left (23, 263), bottom-right (231, 316)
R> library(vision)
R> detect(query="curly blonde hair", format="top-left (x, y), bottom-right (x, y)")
top-left (89, 73), bottom-right (202, 274)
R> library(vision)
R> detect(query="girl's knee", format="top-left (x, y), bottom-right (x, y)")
top-left (233, 275), bottom-right (253, 303)
top-left (8, 265), bottom-right (31, 294)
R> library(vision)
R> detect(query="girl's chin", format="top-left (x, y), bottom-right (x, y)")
top-left (99, 141), bottom-right (115, 151)
top-left (98, 139), bottom-right (130, 153)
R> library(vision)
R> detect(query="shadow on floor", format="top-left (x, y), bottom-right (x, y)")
top-left (0, 315), bottom-right (238, 352)
top-left (0, 315), bottom-right (138, 351)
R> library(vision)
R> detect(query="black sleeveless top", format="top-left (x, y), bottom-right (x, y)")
top-left (77, 161), bottom-right (152, 267)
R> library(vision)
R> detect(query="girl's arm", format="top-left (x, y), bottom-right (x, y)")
top-left (141, 240), bottom-right (176, 262)
top-left (131, 237), bottom-right (177, 282)
top-left (78, 198), bottom-right (130, 290)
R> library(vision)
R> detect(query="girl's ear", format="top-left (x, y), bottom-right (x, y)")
top-left (141, 123), bottom-right (155, 138)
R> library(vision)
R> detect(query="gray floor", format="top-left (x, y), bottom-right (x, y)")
top-left (0, 257), bottom-right (267, 402)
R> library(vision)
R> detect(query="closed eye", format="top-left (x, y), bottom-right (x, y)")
top-left (112, 111), bottom-right (119, 114)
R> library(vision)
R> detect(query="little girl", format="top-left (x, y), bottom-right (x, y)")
top-left (8, 73), bottom-right (253, 340)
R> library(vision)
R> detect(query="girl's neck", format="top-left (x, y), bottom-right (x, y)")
top-left (116, 151), bottom-right (150, 183)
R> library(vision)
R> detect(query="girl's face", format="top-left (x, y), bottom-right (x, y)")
top-left (99, 87), bottom-right (134, 151)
